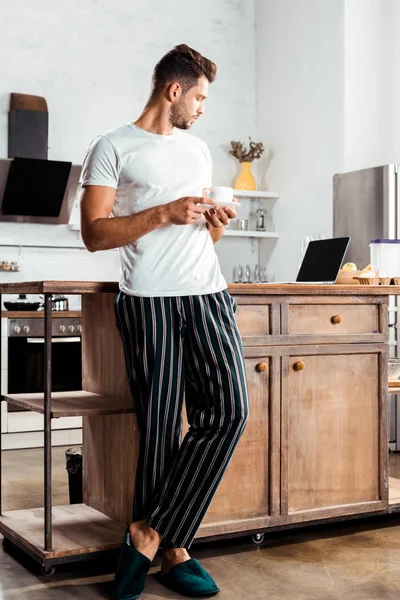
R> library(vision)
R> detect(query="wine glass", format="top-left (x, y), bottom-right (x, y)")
top-left (298, 236), bottom-right (313, 273)
top-left (301, 235), bottom-right (313, 256)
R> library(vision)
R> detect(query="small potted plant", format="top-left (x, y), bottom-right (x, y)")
top-left (229, 138), bottom-right (264, 190)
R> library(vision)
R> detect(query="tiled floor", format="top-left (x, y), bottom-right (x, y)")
top-left (2, 447), bottom-right (400, 599)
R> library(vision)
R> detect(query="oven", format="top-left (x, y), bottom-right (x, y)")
top-left (1, 315), bottom-right (83, 449)
top-left (7, 317), bottom-right (82, 400)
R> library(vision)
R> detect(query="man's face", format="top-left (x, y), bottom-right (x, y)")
top-left (170, 76), bottom-right (208, 130)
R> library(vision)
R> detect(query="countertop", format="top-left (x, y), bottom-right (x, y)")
top-left (0, 281), bottom-right (400, 296)
top-left (0, 281), bottom-right (118, 295)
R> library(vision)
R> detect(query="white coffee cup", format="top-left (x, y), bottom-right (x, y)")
top-left (202, 186), bottom-right (233, 204)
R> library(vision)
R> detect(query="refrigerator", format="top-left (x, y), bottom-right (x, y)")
top-left (333, 164), bottom-right (400, 450)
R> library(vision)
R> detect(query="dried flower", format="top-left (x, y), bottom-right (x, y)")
top-left (229, 138), bottom-right (264, 163)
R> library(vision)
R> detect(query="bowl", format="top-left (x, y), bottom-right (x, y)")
top-left (388, 359), bottom-right (400, 381)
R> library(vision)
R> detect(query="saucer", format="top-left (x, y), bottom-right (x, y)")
top-left (199, 200), bottom-right (241, 208)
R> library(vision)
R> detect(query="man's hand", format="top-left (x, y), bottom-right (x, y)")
top-left (165, 196), bottom-right (216, 225)
top-left (204, 199), bottom-right (238, 229)
top-left (204, 198), bottom-right (238, 244)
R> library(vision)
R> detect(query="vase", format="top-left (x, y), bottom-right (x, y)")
top-left (234, 161), bottom-right (257, 190)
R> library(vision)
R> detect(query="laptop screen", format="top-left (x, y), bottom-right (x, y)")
top-left (296, 237), bottom-right (350, 283)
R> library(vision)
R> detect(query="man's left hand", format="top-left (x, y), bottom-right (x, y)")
top-left (204, 199), bottom-right (238, 229)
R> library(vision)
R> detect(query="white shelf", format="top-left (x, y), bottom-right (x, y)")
top-left (224, 230), bottom-right (279, 238)
top-left (233, 190), bottom-right (279, 199)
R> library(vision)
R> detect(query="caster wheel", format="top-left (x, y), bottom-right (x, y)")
top-left (252, 533), bottom-right (265, 544)
top-left (41, 565), bottom-right (56, 576)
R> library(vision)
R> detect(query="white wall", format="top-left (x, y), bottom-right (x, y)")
top-left (0, 0), bottom-right (258, 285)
top-left (256, 0), bottom-right (345, 280)
top-left (344, 0), bottom-right (395, 171)
top-left (391, 0), bottom-right (400, 164)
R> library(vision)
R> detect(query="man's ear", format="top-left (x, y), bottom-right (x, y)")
top-left (168, 82), bottom-right (182, 102)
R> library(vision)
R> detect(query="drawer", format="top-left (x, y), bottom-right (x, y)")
top-left (287, 304), bottom-right (380, 335)
top-left (235, 304), bottom-right (271, 337)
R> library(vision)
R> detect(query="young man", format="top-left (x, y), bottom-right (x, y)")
top-left (80, 44), bottom-right (249, 599)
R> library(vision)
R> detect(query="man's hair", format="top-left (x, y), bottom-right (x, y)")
top-left (151, 44), bottom-right (217, 96)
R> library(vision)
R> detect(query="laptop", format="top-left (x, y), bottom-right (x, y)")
top-left (277, 237), bottom-right (351, 284)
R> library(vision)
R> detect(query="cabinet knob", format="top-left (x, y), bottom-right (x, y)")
top-left (293, 360), bottom-right (305, 371)
top-left (255, 361), bottom-right (268, 373)
top-left (331, 314), bottom-right (342, 324)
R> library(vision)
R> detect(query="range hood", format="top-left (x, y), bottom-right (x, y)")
top-left (0, 158), bottom-right (82, 225)
top-left (0, 93), bottom-right (82, 225)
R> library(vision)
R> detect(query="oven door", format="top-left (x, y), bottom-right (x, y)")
top-left (8, 336), bottom-right (82, 397)
top-left (3, 335), bottom-right (83, 449)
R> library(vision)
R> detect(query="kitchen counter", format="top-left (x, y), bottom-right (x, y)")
top-left (0, 280), bottom-right (400, 295)
top-left (79, 284), bottom-right (393, 534)
top-left (0, 281), bottom-right (118, 295)
top-left (0, 280), bottom-right (397, 569)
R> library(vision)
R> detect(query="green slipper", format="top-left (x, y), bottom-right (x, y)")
top-left (153, 558), bottom-right (220, 597)
top-left (113, 528), bottom-right (152, 600)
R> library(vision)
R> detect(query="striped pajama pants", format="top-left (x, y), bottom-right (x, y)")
top-left (114, 289), bottom-right (249, 549)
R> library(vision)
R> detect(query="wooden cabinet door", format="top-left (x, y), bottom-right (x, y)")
top-left (281, 346), bottom-right (388, 521)
top-left (195, 355), bottom-right (278, 539)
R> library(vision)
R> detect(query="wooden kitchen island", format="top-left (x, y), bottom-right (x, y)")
top-left (0, 281), bottom-right (398, 573)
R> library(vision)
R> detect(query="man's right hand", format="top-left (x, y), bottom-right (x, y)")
top-left (165, 196), bottom-right (216, 225)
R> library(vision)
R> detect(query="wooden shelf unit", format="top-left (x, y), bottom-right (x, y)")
top-left (0, 285), bottom-right (133, 573)
top-left (1, 391), bottom-right (134, 418)
top-left (0, 504), bottom-right (125, 560)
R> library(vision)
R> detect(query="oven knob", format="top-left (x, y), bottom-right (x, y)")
top-left (59, 325), bottom-right (66, 333)
top-left (77, 325), bottom-right (82, 333)
top-left (13, 325), bottom-right (21, 334)
top-left (68, 325), bottom-right (75, 333)
top-left (23, 326), bottom-right (30, 334)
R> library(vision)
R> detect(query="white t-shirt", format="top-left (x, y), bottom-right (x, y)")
top-left (81, 123), bottom-right (227, 297)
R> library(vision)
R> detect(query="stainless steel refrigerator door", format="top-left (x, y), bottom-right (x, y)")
top-left (333, 165), bottom-right (397, 267)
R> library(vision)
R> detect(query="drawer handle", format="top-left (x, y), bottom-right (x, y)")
top-left (255, 361), bottom-right (268, 373)
top-left (331, 314), bottom-right (342, 324)
top-left (293, 360), bottom-right (305, 371)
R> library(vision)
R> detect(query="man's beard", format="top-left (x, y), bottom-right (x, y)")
top-left (170, 99), bottom-right (196, 130)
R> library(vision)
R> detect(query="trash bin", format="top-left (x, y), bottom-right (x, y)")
top-left (65, 446), bottom-right (83, 504)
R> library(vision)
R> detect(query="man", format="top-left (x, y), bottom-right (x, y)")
top-left (80, 44), bottom-right (249, 599)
